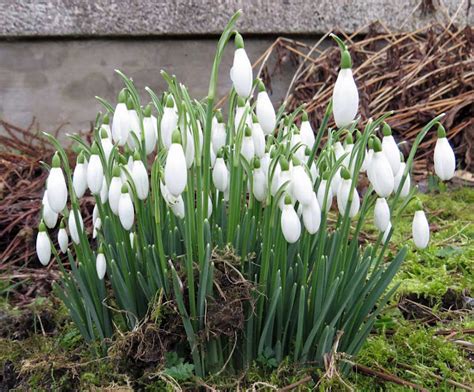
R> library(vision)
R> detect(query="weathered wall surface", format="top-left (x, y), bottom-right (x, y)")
top-left (0, 0), bottom-right (471, 36)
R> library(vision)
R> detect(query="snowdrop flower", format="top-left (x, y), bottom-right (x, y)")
top-left (212, 152), bottom-right (229, 192)
top-left (184, 128), bottom-right (195, 169)
top-left (305, 148), bottom-right (318, 183)
top-left (291, 161), bottom-right (313, 206)
top-left (131, 153), bottom-right (149, 200)
top-left (92, 203), bottom-right (99, 226)
top-left (252, 115), bottom-right (266, 158)
top-left (368, 138), bottom-right (394, 198)
top-left (360, 138), bottom-right (373, 173)
top-left (93, 217), bottom-right (102, 239)
top-left (230, 33), bottom-right (252, 98)
top-left (99, 178), bottom-right (108, 204)
top-left (112, 89), bottom-right (130, 146)
top-left (412, 201), bottom-right (429, 249)
top-left (36, 221), bottom-right (51, 266)
top-left (281, 194), bottom-right (301, 243)
top-left (290, 130), bottom-right (306, 161)
top-left (317, 172), bottom-right (333, 213)
top-left (143, 104), bottom-right (157, 155)
top-left (68, 210), bottom-right (84, 244)
top-left (374, 197), bottom-right (390, 232)
top-left (302, 192), bottom-right (321, 234)
top-left (165, 130), bottom-right (187, 197)
top-left (336, 168), bottom-right (360, 218)
top-left (127, 97), bottom-right (141, 148)
top-left (343, 133), bottom-right (354, 169)
top-left (212, 111), bottom-right (226, 154)
top-left (118, 185), bottom-right (134, 231)
top-left (334, 140), bottom-right (345, 161)
top-left (160, 95), bottom-right (178, 150)
top-left (46, 152), bottom-right (67, 213)
top-left (241, 126), bottom-right (255, 163)
top-left (96, 247), bottom-right (106, 280)
top-left (300, 112), bottom-right (315, 148)
top-left (256, 79), bottom-right (276, 135)
top-left (252, 158), bottom-right (267, 202)
top-left (42, 190), bottom-right (58, 229)
top-left (108, 167), bottom-right (122, 215)
top-left (57, 219), bottom-right (68, 254)
top-left (100, 128), bottom-right (114, 163)
top-left (261, 151), bottom-right (271, 177)
top-left (394, 158), bottom-right (410, 198)
top-left (87, 144), bottom-right (104, 195)
top-left (73, 152), bottom-right (87, 198)
top-left (434, 124), bottom-right (455, 181)
top-left (171, 195), bottom-right (185, 219)
top-left (235, 97), bottom-right (250, 131)
top-left (331, 35), bottom-right (359, 128)
top-left (381, 123), bottom-right (401, 175)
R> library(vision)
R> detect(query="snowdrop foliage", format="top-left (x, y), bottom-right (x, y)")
top-left (38, 12), bottom-right (451, 377)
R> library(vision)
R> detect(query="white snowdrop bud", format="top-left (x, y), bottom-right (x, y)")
top-left (281, 195), bottom-right (301, 244)
top-left (360, 138), bottom-right (374, 173)
top-left (394, 161), bottom-right (410, 198)
top-left (381, 123), bottom-right (401, 175)
top-left (211, 113), bottom-right (226, 154)
top-left (302, 192), bottom-right (321, 234)
top-left (368, 138), bottom-right (394, 198)
top-left (96, 249), bottom-right (106, 280)
top-left (300, 112), bottom-right (315, 148)
top-left (100, 177), bottom-right (108, 204)
top-left (434, 124), bottom-right (456, 181)
top-left (58, 220), bottom-right (68, 254)
top-left (252, 116), bottom-right (266, 158)
top-left (336, 168), bottom-right (360, 218)
top-left (93, 217), bottom-right (102, 239)
top-left (36, 221), bottom-right (51, 266)
top-left (100, 128), bottom-right (114, 163)
top-left (127, 104), bottom-right (141, 149)
top-left (143, 105), bottom-right (157, 155)
top-left (108, 167), bottom-right (122, 215)
top-left (42, 190), bottom-right (58, 229)
top-left (165, 131), bottom-right (188, 197)
top-left (87, 145), bottom-right (104, 195)
top-left (118, 185), bottom-right (134, 231)
top-left (331, 36), bottom-right (358, 128)
top-left (277, 158), bottom-right (292, 202)
top-left (291, 163), bottom-right (313, 206)
top-left (73, 152), bottom-right (87, 198)
top-left (161, 96), bottom-right (178, 150)
top-left (252, 159), bottom-right (267, 202)
top-left (412, 201), bottom-right (430, 249)
top-left (68, 209), bottom-right (84, 244)
top-left (230, 33), bottom-right (252, 98)
top-left (213, 155), bottom-right (229, 193)
top-left (256, 80), bottom-right (276, 135)
top-left (131, 155), bottom-right (149, 200)
top-left (46, 153), bottom-right (67, 213)
top-left (241, 126), bottom-right (255, 163)
top-left (317, 175), bottom-right (333, 213)
top-left (112, 90), bottom-right (131, 146)
top-left (374, 197), bottom-right (390, 232)
top-left (171, 195), bottom-right (185, 219)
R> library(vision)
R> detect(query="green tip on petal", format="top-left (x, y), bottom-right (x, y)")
top-left (121, 184), bottom-right (129, 194)
top-left (91, 142), bottom-right (100, 155)
top-left (280, 157), bottom-right (289, 171)
top-left (60, 218), bottom-right (66, 229)
top-left (382, 122), bottom-right (392, 136)
top-left (51, 152), bottom-right (61, 168)
top-left (215, 110), bottom-right (224, 123)
top-left (284, 193), bottom-right (292, 205)
top-left (437, 123), bottom-right (446, 138)
top-left (143, 104), bottom-right (152, 117)
top-left (166, 95), bottom-right (174, 108)
top-left (237, 96), bottom-right (246, 108)
top-left (103, 113), bottom-right (110, 124)
top-left (118, 88), bottom-right (127, 104)
top-left (38, 221), bottom-right (47, 232)
top-left (253, 157), bottom-right (261, 169)
top-left (77, 151), bottom-right (85, 164)
top-left (172, 129), bottom-right (182, 144)
top-left (112, 166), bottom-right (121, 177)
top-left (373, 137), bottom-right (382, 153)
top-left (302, 111), bottom-right (309, 122)
top-left (234, 32), bottom-right (244, 49)
top-left (341, 167), bottom-right (351, 180)
top-left (100, 128), bottom-right (108, 139)
top-left (252, 112), bottom-right (258, 123)
top-left (244, 125), bottom-right (252, 137)
top-left (257, 79), bottom-right (265, 92)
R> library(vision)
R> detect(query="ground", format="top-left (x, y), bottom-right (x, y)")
top-left (1, 187), bottom-right (473, 391)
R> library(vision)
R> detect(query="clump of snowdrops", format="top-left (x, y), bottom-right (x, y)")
top-left (37, 12), bottom-right (456, 376)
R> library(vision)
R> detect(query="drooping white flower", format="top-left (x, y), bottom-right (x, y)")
top-left (42, 190), bottom-right (58, 229)
top-left (281, 195), bottom-right (301, 243)
top-left (127, 103), bottom-right (141, 149)
top-left (331, 38), bottom-right (358, 128)
top-left (434, 124), bottom-right (455, 181)
top-left (118, 185), bottom-right (134, 231)
top-left (291, 163), bottom-right (313, 206)
top-left (96, 250), bottom-right (106, 280)
top-left (374, 197), bottom-right (390, 232)
top-left (100, 128), bottom-right (114, 163)
top-left (212, 156), bottom-right (229, 192)
top-left (302, 192), bottom-right (321, 234)
top-left (300, 112), bottom-right (315, 148)
top-left (184, 128), bottom-right (195, 169)
top-left (160, 95), bottom-right (178, 150)
top-left (412, 203), bottom-right (429, 249)
top-left (381, 123), bottom-right (401, 175)
top-left (234, 98), bottom-right (251, 131)
top-left (394, 161), bottom-right (411, 198)
top-left (165, 131), bottom-right (187, 197)
top-left (108, 168), bottom-right (122, 215)
top-left (93, 203), bottom-right (99, 226)
top-left (290, 131), bottom-right (306, 161)
top-left (256, 80), bottom-right (276, 135)
top-left (336, 168), bottom-right (360, 218)
top-left (252, 116), bottom-right (266, 158)
top-left (100, 177), bottom-right (108, 204)
top-left (368, 138), bottom-right (394, 198)
top-left (141, 104), bottom-right (157, 154)
top-left (93, 217), bottom-right (102, 239)
top-left (241, 126), bottom-right (255, 163)
top-left (252, 159), bottom-right (267, 202)
top-left (73, 152), bottom-right (87, 198)
top-left (230, 33), bottom-right (252, 98)
top-left (57, 220), bottom-right (68, 254)
top-left (171, 195), bottom-right (185, 219)
top-left (87, 145), bottom-right (104, 195)
top-left (211, 112), bottom-right (227, 154)
top-left (46, 153), bottom-right (67, 213)
top-left (68, 209), bottom-right (84, 244)
top-left (360, 139), bottom-right (373, 173)
top-left (131, 155), bottom-right (149, 200)
top-left (36, 221), bottom-right (51, 266)
top-left (317, 176), bottom-right (333, 213)
top-left (112, 89), bottom-right (130, 146)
